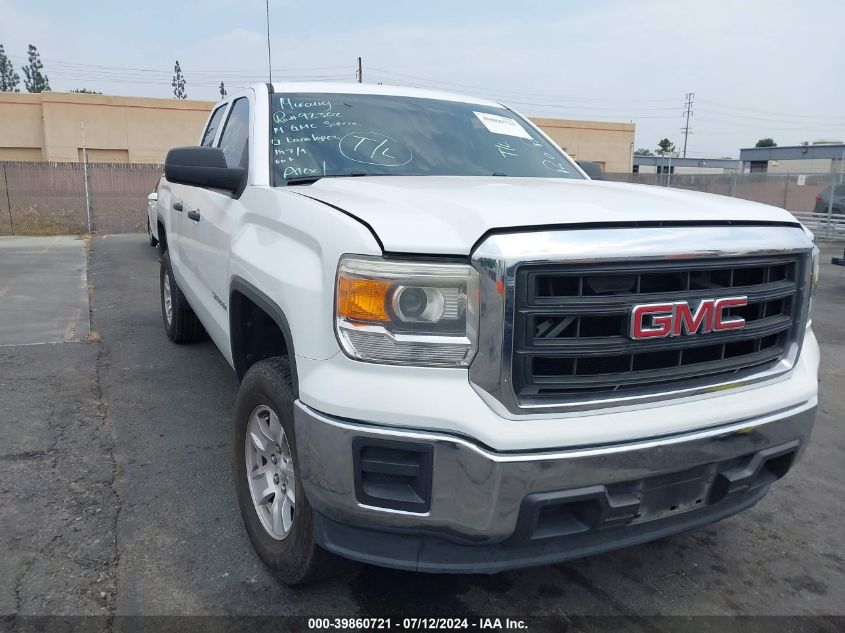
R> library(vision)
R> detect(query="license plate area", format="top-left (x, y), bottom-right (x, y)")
top-left (626, 465), bottom-right (714, 523)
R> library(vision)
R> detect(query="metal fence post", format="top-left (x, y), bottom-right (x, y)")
top-left (2, 164), bottom-right (12, 235)
top-left (827, 170), bottom-right (836, 241)
top-left (782, 176), bottom-right (789, 210)
top-left (81, 122), bottom-right (94, 233)
top-left (82, 155), bottom-right (94, 233)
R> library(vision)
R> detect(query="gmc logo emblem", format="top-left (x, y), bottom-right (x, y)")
top-left (629, 296), bottom-right (748, 340)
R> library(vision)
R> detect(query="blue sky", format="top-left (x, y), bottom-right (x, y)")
top-left (1, 0), bottom-right (844, 158)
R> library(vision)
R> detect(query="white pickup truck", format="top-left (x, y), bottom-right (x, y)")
top-left (153, 82), bottom-right (820, 584)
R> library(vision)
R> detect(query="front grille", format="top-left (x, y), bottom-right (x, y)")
top-left (513, 256), bottom-right (803, 402)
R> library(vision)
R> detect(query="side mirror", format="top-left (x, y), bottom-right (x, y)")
top-left (164, 146), bottom-right (246, 193)
top-left (577, 160), bottom-right (604, 180)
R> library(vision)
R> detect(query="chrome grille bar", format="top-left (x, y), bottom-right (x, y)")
top-left (469, 225), bottom-right (814, 418)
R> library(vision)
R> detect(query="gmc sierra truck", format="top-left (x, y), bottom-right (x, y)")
top-left (155, 82), bottom-right (820, 584)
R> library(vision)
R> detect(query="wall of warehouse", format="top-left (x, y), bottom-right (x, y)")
top-left (532, 117), bottom-right (635, 174)
top-left (0, 92), bottom-right (214, 163)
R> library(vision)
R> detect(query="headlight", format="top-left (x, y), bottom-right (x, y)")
top-left (335, 256), bottom-right (479, 366)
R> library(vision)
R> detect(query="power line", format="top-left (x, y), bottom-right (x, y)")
top-left (6, 55), bottom-right (351, 76)
top-left (367, 66), bottom-right (679, 104)
top-left (695, 107), bottom-right (845, 127)
top-left (693, 113), bottom-right (845, 131)
top-left (365, 72), bottom-right (681, 116)
top-left (697, 98), bottom-right (845, 122)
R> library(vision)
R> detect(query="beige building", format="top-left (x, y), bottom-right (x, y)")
top-left (0, 92), bottom-right (215, 163)
top-left (0, 92), bottom-right (635, 171)
top-left (531, 117), bottom-right (635, 174)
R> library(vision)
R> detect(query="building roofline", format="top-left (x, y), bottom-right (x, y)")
top-left (740, 144), bottom-right (845, 161)
top-left (633, 155), bottom-right (740, 168)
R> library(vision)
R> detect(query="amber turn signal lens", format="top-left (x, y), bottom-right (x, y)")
top-left (337, 277), bottom-right (390, 322)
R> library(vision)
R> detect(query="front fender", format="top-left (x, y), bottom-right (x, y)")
top-left (228, 186), bottom-right (382, 364)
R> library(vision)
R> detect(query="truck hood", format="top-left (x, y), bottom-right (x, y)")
top-left (291, 176), bottom-right (799, 255)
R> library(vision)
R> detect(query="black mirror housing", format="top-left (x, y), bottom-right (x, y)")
top-left (576, 160), bottom-right (604, 180)
top-left (164, 146), bottom-right (246, 193)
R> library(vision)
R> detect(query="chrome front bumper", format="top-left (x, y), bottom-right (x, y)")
top-left (294, 398), bottom-right (817, 546)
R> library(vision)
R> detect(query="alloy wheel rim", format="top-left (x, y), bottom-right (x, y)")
top-left (163, 274), bottom-right (172, 324)
top-left (245, 404), bottom-right (296, 540)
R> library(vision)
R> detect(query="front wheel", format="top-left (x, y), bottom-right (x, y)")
top-left (233, 357), bottom-right (339, 585)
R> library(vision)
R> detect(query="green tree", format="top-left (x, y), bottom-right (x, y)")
top-left (657, 138), bottom-right (675, 155)
top-left (219, 81), bottom-right (226, 98)
top-left (0, 44), bottom-right (20, 92)
top-left (634, 148), bottom-right (654, 156)
top-left (71, 88), bottom-right (102, 94)
top-left (172, 60), bottom-right (187, 99)
top-left (22, 44), bottom-right (49, 93)
top-left (755, 138), bottom-right (776, 147)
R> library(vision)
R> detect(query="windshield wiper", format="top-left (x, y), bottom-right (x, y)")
top-left (284, 172), bottom-right (368, 186)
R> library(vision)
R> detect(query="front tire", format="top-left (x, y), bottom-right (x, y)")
top-left (159, 251), bottom-right (204, 343)
top-left (233, 357), bottom-right (338, 585)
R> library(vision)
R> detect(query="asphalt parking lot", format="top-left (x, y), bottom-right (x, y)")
top-left (1, 234), bottom-right (844, 621)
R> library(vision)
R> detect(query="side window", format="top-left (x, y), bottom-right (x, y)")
top-left (200, 106), bottom-right (226, 147)
top-left (217, 97), bottom-right (250, 170)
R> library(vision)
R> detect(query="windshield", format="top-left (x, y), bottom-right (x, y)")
top-left (270, 92), bottom-right (583, 184)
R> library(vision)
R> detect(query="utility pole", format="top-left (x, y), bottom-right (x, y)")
top-left (667, 154), bottom-right (672, 188)
top-left (682, 92), bottom-right (694, 158)
top-left (265, 0), bottom-right (273, 84)
top-left (356, 57), bottom-right (363, 83)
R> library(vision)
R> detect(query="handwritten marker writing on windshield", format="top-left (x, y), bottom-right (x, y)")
top-left (495, 142), bottom-right (519, 158)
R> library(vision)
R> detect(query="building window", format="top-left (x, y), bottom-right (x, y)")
top-left (749, 161), bottom-right (768, 173)
top-left (656, 165), bottom-right (675, 174)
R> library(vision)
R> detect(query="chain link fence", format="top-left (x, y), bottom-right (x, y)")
top-left (0, 161), bottom-right (162, 236)
top-left (1, 161), bottom-right (843, 242)
top-left (605, 172), bottom-right (845, 241)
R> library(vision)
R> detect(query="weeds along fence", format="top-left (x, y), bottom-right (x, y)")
top-left (0, 161), bottom-right (163, 236)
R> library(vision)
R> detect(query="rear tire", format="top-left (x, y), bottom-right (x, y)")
top-left (233, 357), bottom-right (340, 585)
top-left (160, 251), bottom-right (204, 343)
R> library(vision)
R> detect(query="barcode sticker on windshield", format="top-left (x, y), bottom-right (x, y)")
top-left (473, 112), bottom-right (532, 139)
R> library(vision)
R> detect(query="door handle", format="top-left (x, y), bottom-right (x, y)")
top-left (173, 201), bottom-right (183, 212)
top-left (187, 210), bottom-right (201, 222)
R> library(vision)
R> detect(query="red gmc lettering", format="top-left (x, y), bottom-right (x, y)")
top-left (672, 301), bottom-right (713, 336)
top-left (630, 303), bottom-right (675, 339)
top-left (712, 297), bottom-right (748, 331)
top-left (630, 297), bottom-right (748, 340)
